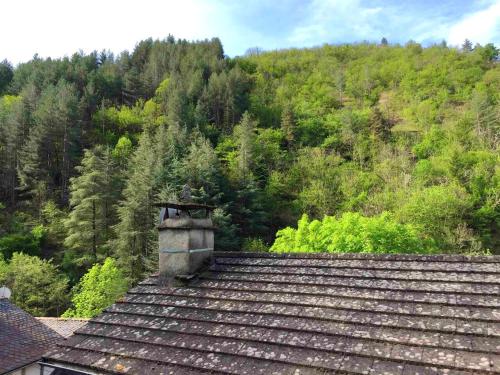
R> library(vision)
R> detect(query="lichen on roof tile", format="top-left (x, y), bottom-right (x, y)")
top-left (42, 252), bottom-right (500, 374)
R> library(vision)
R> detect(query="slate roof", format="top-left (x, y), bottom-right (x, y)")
top-left (0, 298), bottom-right (63, 374)
top-left (37, 317), bottom-right (89, 338)
top-left (43, 252), bottom-right (500, 375)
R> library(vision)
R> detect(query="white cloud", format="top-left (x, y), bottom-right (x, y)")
top-left (288, 0), bottom-right (387, 45)
top-left (287, 0), bottom-right (500, 48)
top-left (1, 0), bottom-right (499, 64)
top-left (447, 1), bottom-right (500, 46)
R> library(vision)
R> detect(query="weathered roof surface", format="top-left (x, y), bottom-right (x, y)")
top-left (44, 252), bottom-right (500, 374)
top-left (37, 317), bottom-right (89, 338)
top-left (0, 298), bottom-right (63, 374)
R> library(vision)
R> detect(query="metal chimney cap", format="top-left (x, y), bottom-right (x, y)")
top-left (153, 202), bottom-right (215, 210)
top-left (0, 286), bottom-right (12, 299)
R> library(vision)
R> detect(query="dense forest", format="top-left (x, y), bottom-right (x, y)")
top-left (0, 37), bottom-right (498, 316)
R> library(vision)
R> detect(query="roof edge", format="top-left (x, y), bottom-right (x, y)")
top-left (213, 251), bottom-right (500, 263)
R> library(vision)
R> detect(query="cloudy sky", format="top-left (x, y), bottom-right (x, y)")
top-left (1, 0), bottom-right (499, 64)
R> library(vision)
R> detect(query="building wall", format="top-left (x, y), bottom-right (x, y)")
top-left (7, 363), bottom-right (40, 375)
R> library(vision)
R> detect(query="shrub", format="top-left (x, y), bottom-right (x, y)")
top-left (63, 258), bottom-right (128, 318)
top-left (3, 253), bottom-right (69, 316)
top-left (270, 212), bottom-right (434, 254)
top-left (242, 237), bottom-right (269, 252)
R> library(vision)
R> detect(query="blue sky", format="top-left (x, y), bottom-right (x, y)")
top-left (1, 0), bottom-right (499, 64)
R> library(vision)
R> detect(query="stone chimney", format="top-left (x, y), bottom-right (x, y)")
top-left (156, 202), bottom-right (215, 281)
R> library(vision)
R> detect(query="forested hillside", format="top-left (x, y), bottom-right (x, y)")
top-left (0, 37), bottom-right (498, 316)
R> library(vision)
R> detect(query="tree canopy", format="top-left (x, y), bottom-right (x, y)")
top-left (63, 257), bottom-right (128, 318)
top-left (0, 37), bottom-right (498, 316)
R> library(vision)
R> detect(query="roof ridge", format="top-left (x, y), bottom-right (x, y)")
top-left (36, 317), bottom-right (90, 321)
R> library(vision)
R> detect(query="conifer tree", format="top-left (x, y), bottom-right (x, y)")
top-left (0, 85), bottom-right (37, 206)
top-left (180, 133), bottom-right (222, 200)
top-left (18, 81), bottom-right (81, 205)
top-left (112, 126), bottom-right (158, 279)
top-left (235, 111), bottom-right (257, 182)
top-left (230, 112), bottom-right (268, 238)
top-left (63, 146), bottom-right (119, 282)
top-left (462, 39), bottom-right (473, 52)
top-left (0, 60), bottom-right (13, 95)
top-left (112, 121), bottom-right (186, 279)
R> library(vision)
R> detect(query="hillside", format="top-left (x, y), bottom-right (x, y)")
top-left (0, 38), bottom-right (498, 315)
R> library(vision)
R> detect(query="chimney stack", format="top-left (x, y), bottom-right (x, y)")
top-left (156, 202), bottom-right (215, 281)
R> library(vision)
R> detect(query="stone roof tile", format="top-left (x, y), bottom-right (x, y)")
top-left (43, 252), bottom-right (500, 374)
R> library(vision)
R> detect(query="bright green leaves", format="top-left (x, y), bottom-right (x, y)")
top-left (271, 212), bottom-right (432, 254)
top-left (63, 258), bottom-right (128, 318)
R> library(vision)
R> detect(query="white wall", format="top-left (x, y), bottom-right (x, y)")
top-left (7, 363), bottom-right (40, 375)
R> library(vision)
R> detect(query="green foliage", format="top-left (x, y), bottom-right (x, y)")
top-left (0, 254), bottom-right (7, 284)
top-left (0, 38), bottom-right (498, 321)
top-left (17, 80), bottom-right (81, 204)
top-left (64, 146), bottom-right (120, 282)
top-left (2, 253), bottom-right (69, 316)
top-left (40, 200), bottom-right (67, 253)
top-left (478, 43), bottom-right (499, 62)
top-left (242, 237), bottom-right (269, 252)
top-left (212, 208), bottom-right (239, 251)
top-left (233, 111), bottom-right (257, 181)
top-left (0, 227), bottom-right (44, 259)
top-left (112, 136), bottom-right (133, 161)
top-left (63, 258), bottom-right (128, 318)
top-left (412, 125), bottom-right (446, 159)
top-left (272, 212), bottom-right (434, 254)
top-left (92, 104), bottom-right (144, 144)
top-left (0, 60), bottom-right (13, 95)
top-left (397, 184), bottom-right (473, 249)
top-left (112, 127), bottom-right (160, 279)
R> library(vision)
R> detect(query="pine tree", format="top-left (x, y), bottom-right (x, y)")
top-left (0, 60), bottom-right (13, 95)
top-left (63, 146), bottom-right (119, 282)
top-left (18, 81), bottom-right (81, 205)
top-left (235, 111), bottom-right (257, 182)
top-left (229, 112), bottom-right (268, 239)
top-left (0, 85), bottom-right (37, 206)
top-left (462, 39), bottom-right (473, 52)
top-left (180, 133), bottom-right (222, 201)
top-left (112, 126), bottom-right (158, 279)
top-left (380, 37), bottom-right (388, 46)
top-left (112, 122), bottom-right (185, 280)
